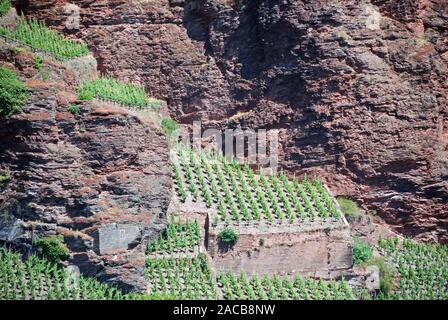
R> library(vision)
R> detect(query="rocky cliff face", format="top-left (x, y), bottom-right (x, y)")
top-left (14, 0), bottom-right (448, 243)
top-left (0, 45), bottom-right (172, 291)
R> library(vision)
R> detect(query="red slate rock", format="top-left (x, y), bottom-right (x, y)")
top-left (12, 0), bottom-right (448, 244)
top-left (0, 43), bottom-right (172, 292)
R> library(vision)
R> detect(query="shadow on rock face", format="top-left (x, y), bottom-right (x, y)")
top-left (218, 241), bottom-right (235, 253)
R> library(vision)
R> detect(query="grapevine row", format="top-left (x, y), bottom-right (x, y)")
top-left (0, 248), bottom-right (129, 300)
top-left (217, 272), bottom-right (355, 300)
top-left (172, 145), bottom-right (342, 224)
top-left (376, 237), bottom-right (448, 300)
top-left (145, 254), bottom-right (218, 300)
top-left (147, 220), bottom-right (201, 254)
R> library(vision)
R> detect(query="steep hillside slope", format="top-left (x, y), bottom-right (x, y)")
top-left (0, 33), bottom-right (172, 291)
top-left (13, 0), bottom-right (448, 243)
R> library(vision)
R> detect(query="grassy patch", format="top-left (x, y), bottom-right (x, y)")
top-left (0, 67), bottom-right (29, 116)
top-left (337, 197), bottom-right (360, 217)
top-left (77, 89), bottom-right (94, 101)
top-left (12, 47), bottom-right (24, 55)
top-left (68, 104), bottom-right (81, 114)
top-left (161, 118), bottom-right (177, 137)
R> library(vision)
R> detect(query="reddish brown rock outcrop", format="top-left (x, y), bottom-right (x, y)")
top-left (13, 0), bottom-right (448, 242)
top-left (0, 45), bottom-right (172, 292)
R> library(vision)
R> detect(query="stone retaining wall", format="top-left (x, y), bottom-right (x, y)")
top-left (208, 223), bottom-right (353, 279)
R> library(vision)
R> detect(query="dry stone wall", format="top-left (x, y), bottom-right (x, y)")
top-left (208, 223), bottom-right (353, 279)
top-left (168, 189), bottom-right (353, 278)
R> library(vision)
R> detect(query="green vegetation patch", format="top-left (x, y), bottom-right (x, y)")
top-left (218, 228), bottom-right (238, 245)
top-left (376, 237), bottom-right (448, 300)
top-left (145, 254), bottom-right (218, 299)
top-left (352, 237), bottom-right (373, 265)
top-left (33, 235), bottom-right (70, 264)
top-left (0, 248), bottom-right (141, 300)
top-left (146, 220), bottom-right (201, 254)
top-left (161, 118), bottom-right (177, 137)
top-left (34, 55), bottom-right (43, 71)
top-left (172, 145), bottom-right (341, 224)
top-left (148, 99), bottom-right (162, 109)
top-left (12, 47), bottom-right (24, 55)
top-left (363, 257), bottom-right (395, 297)
top-left (337, 197), bottom-right (360, 217)
top-left (0, 15), bottom-right (89, 60)
top-left (218, 272), bottom-right (355, 300)
top-left (0, 0), bottom-right (10, 16)
top-left (77, 77), bottom-right (150, 108)
top-left (0, 173), bottom-right (11, 189)
top-left (68, 104), bottom-right (81, 114)
top-left (0, 67), bottom-right (29, 116)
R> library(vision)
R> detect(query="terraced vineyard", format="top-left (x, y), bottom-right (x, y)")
top-left (217, 272), bottom-right (356, 300)
top-left (145, 254), bottom-right (218, 300)
top-left (3, 232), bottom-right (448, 300)
top-left (146, 220), bottom-right (201, 255)
top-left (77, 77), bottom-right (161, 109)
top-left (143, 216), bottom-right (361, 301)
top-left (0, 15), bottom-right (88, 60)
top-left (377, 237), bottom-right (448, 300)
top-left (0, 22), bottom-right (445, 299)
top-left (172, 145), bottom-right (342, 225)
top-left (0, 248), bottom-right (134, 300)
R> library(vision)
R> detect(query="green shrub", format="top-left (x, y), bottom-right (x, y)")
top-left (0, 0), bottom-right (10, 16)
top-left (353, 237), bottom-right (373, 265)
top-left (337, 197), bottom-right (360, 217)
top-left (68, 104), bottom-right (81, 114)
top-left (0, 67), bottom-right (29, 116)
top-left (218, 228), bottom-right (238, 245)
top-left (77, 77), bottom-right (149, 108)
top-left (33, 235), bottom-right (70, 263)
top-left (161, 118), bottom-right (177, 137)
top-left (0, 15), bottom-right (89, 60)
top-left (34, 55), bottom-right (43, 71)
